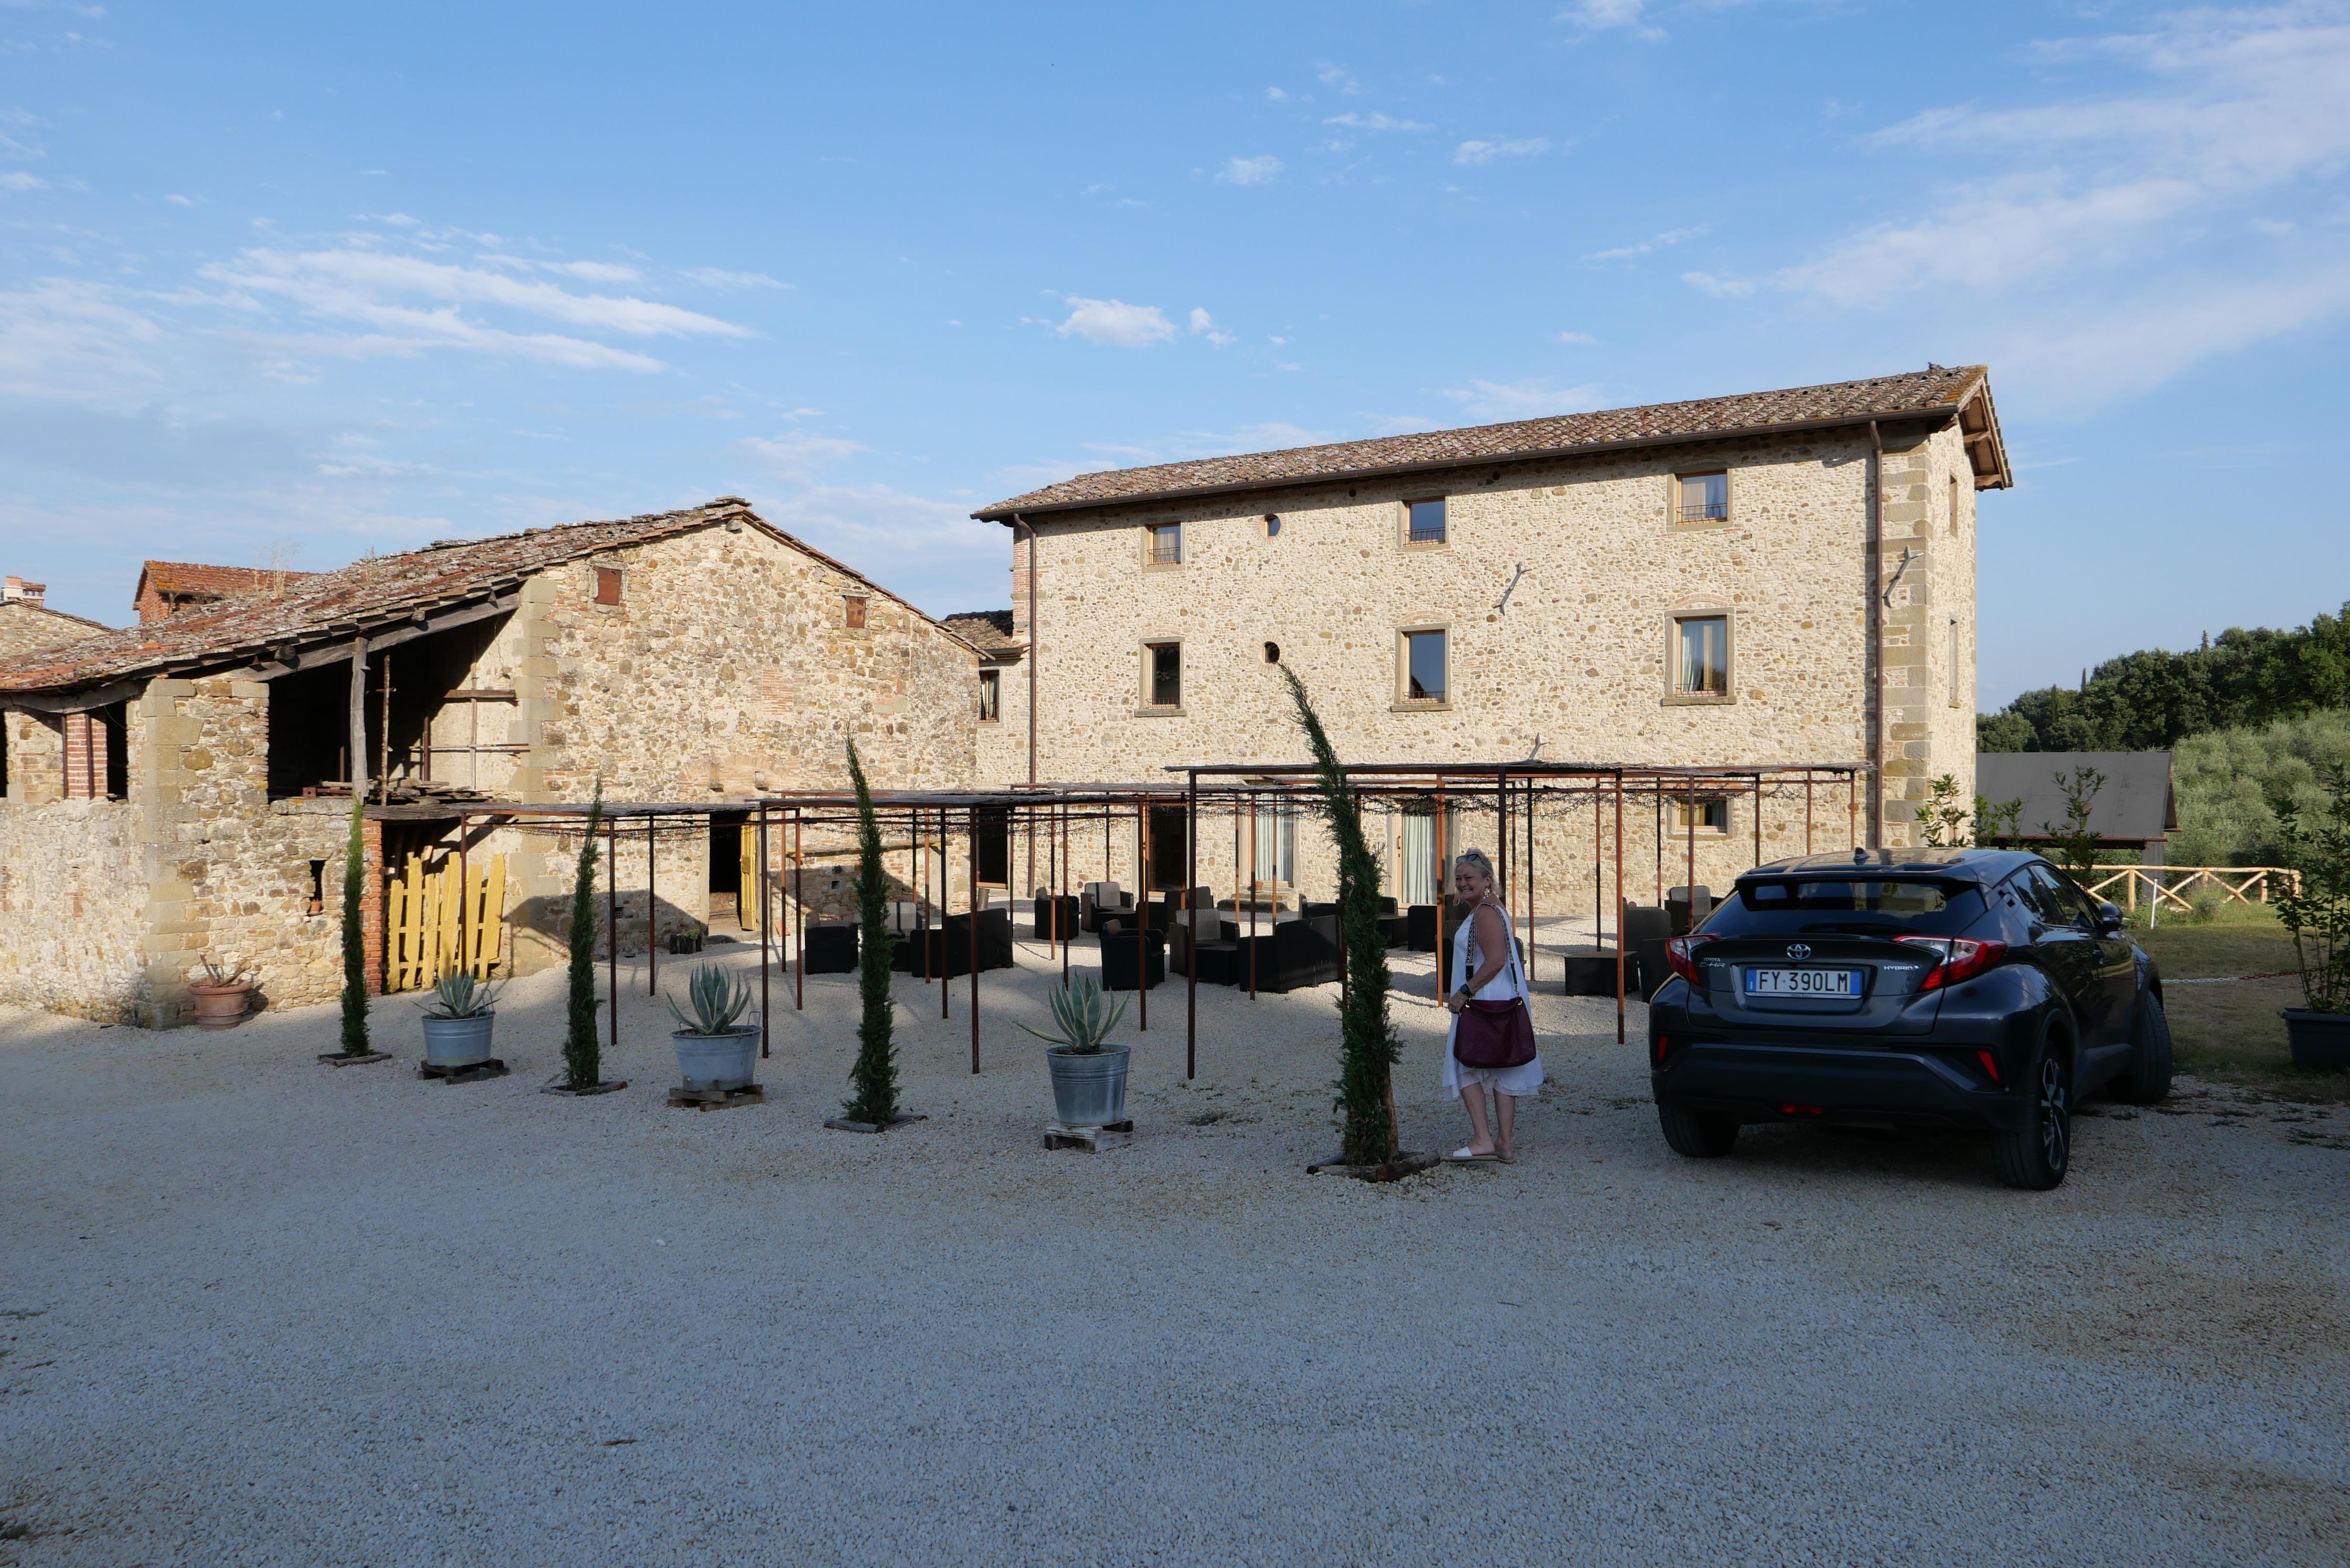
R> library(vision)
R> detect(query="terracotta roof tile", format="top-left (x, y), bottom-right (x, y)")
top-left (975, 366), bottom-right (2004, 519)
top-left (0, 500), bottom-right (970, 695)
top-left (138, 561), bottom-right (320, 603)
top-left (942, 610), bottom-right (1020, 655)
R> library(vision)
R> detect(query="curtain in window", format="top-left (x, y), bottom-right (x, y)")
top-left (1252, 801), bottom-right (1296, 886)
top-left (1398, 805), bottom-right (1461, 906)
top-left (1679, 617), bottom-right (1727, 695)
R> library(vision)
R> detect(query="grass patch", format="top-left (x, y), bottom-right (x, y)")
top-left (2133, 904), bottom-right (2350, 1101)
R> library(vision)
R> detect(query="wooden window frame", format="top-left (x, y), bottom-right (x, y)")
top-left (1144, 522), bottom-right (1184, 569)
top-left (1393, 624), bottom-right (1452, 711)
top-left (978, 667), bottom-right (1002, 723)
top-left (592, 566), bottom-right (625, 606)
top-left (1668, 797), bottom-right (1732, 837)
top-left (844, 594), bottom-right (868, 630)
top-left (1138, 639), bottom-right (1184, 715)
top-left (1399, 496), bottom-right (1449, 551)
top-left (1663, 611), bottom-right (1735, 706)
top-left (1669, 468), bottom-right (1733, 530)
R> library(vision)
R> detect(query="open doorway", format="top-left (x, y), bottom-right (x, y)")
top-left (1147, 803), bottom-right (1188, 891)
top-left (708, 812), bottom-right (749, 932)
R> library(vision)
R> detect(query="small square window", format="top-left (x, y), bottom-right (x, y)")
top-left (1402, 629), bottom-right (1447, 703)
top-left (845, 594), bottom-right (867, 629)
top-left (1673, 615), bottom-right (1729, 697)
top-left (1147, 524), bottom-right (1182, 566)
top-left (1676, 471), bottom-right (1729, 525)
top-left (1145, 641), bottom-right (1182, 708)
top-left (1669, 797), bottom-right (1731, 835)
top-left (1405, 497), bottom-right (1447, 545)
top-left (978, 668), bottom-right (1001, 722)
top-left (593, 567), bottom-right (623, 605)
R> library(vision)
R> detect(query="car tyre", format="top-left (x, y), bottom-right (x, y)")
top-left (1658, 1103), bottom-right (1740, 1158)
top-left (2110, 990), bottom-right (2174, 1105)
top-left (1992, 1027), bottom-right (2072, 1190)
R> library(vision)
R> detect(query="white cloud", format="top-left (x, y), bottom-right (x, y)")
top-left (1561, 0), bottom-right (1664, 41)
top-left (0, 171), bottom-right (43, 191)
top-left (682, 267), bottom-right (789, 290)
top-left (162, 191), bottom-right (192, 205)
top-left (1326, 112), bottom-right (1432, 132)
top-left (1217, 155), bottom-right (1284, 186)
top-left (1265, 86), bottom-right (1289, 103)
top-left (2002, 265), bottom-right (2350, 410)
top-left (1316, 62), bottom-right (1364, 95)
top-left (1440, 378), bottom-right (1604, 421)
top-left (200, 247), bottom-right (753, 341)
top-left (0, 277), bottom-right (166, 405)
top-left (1584, 225), bottom-right (1706, 263)
top-left (1454, 136), bottom-right (1551, 165)
top-left (1055, 296), bottom-right (1177, 348)
top-left (1682, 270), bottom-right (1755, 298)
top-left (1782, 7), bottom-right (2350, 308)
top-left (1556, 330), bottom-right (1597, 344)
top-left (737, 431), bottom-right (867, 480)
top-left (1187, 306), bottom-right (1236, 346)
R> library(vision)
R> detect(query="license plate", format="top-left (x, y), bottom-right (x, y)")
top-left (1743, 968), bottom-right (1861, 997)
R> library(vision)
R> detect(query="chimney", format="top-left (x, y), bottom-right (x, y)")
top-left (3, 575), bottom-right (45, 606)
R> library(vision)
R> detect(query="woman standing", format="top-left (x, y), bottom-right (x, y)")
top-left (1442, 848), bottom-right (1541, 1163)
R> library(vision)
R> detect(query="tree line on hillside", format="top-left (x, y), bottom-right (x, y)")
top-left (1977, 602), bottom-right (2350, 753)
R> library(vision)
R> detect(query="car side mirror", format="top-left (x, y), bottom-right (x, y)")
top-left (2095, 902), bottom-right (2124, 937)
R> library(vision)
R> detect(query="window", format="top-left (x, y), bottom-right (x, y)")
top-left (1263, 512), bottom-right (1283, 538)
top-left (1250, 800), bottom-right (1298, 887)
top-left (1263, 641), bottom-right (1280, 664)
top-left (1669, 797), bottom-right (1731, 836)
top-left (1144, 641), bottom-right (1182, 709)
top-left (1401, 629), bottom-right (1447, 704)
top-left (62, 706), bottom-right (126, 801)
top-left (1147, 523), bottom-right (1182, 566)
top-left (1405, 497), bottom-right (1447, 545)
top-left (1672, 614), bottom-right (1730, 698)
top-left (593, 566), bottom-right (623, 606)
top-left (1948, 619), bottom-right (1962, 709)
top-left (844, 594), bottom-right (867, 629)
top-left (978, 668), bottom-right (1001, 722)
top-left (1676, 471), bottom-right (1729, 525)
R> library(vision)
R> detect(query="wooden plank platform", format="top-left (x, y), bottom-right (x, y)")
top-left (667, 1083), bottom-right (765, 1112)
top-left (419, 1057), bottom-right (508, 1084)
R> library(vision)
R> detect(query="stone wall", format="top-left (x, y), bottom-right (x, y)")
top-left (981, 421), bottom-right (1983, 903)
top-left (0, 799), bottom-right (146, 1021)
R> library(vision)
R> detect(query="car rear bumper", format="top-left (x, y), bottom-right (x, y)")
top-left (1651, 1040), bottom-right (2026, 1132)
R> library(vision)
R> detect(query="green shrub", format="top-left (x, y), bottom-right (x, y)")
top-left (2168, 710), bottom-right (2350, 867)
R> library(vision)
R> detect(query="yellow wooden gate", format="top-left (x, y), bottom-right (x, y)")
top-left (386, 852), bottom-right (506, 992)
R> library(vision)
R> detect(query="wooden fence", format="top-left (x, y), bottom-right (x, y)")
top-left (386, 852), bottom-right (507, 992)
top-left (2080, 864), bottom-right (2298, 914)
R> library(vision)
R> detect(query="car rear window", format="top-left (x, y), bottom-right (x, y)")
top-left (1706, 877), bottom-right (1984, 935)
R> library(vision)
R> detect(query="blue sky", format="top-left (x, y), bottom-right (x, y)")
top-left (1, 0), bottom-right (2345, 707)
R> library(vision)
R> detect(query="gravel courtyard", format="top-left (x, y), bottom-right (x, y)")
top-left (2, 933), bottom-right (2344, 1566)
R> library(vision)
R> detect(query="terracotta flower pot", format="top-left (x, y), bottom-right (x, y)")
top-left (188, 982), bottom-right (252, 1031)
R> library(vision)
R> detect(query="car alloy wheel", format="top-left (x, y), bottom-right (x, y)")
top-left (2037, 1053), bottom-right (2069, 1175)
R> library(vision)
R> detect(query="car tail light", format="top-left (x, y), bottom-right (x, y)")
top-left (1895, 935), bottom-right (2008, 990)
top-left (1664, 933), bottom-right (1718, 985)
top-left (1976, 1049), bottom-right (2002, 1083)
top-left (1652, 1033), bottom-right (1670, 1067)
top-left (1779, 1104), bottom-right (1825, 1117)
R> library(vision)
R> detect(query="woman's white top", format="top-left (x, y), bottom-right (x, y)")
top-left (1440, 901), bottom-right (1544, 1098)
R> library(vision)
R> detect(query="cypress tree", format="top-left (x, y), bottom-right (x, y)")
top-left (1282, 667), bottom-right (1403, 1166)
top-left (337, 789), bottom-right (370, 1055)
top-left (842, 738), bottom-right (900, 1125)
top-left (563, 782), bottom-right (604, 1089)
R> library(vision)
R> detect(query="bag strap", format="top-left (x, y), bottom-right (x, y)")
top-left (1464, 904), bottom-right (1525, 1000)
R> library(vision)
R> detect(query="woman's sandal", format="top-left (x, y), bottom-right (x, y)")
top-left (1445, 1146), bottom-right (1499, 1163)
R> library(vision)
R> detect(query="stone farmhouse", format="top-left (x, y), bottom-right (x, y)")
top-left (0, 500), bottom-right (979, 1026)
top-left (0, 576), bottom-right (110, 658)
top-left (969, 366), bottom-right (2010, 909)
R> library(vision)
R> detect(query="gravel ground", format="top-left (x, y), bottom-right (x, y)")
top-left (2, 931), bottom-right (2345, 1566)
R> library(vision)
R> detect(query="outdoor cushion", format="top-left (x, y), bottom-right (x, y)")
top-left (803, 923), bottom-right (857, 974)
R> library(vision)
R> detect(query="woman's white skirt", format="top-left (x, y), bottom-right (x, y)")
top-left (1441, 1022), bottom-right (1544, 1099)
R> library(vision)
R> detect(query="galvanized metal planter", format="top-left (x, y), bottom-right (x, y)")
top-left (673, 1026), bottom-right (759, 1092)
top-left (421, 1013), bottom-right (495, 1067)
top-left (1046, 1044), bottom-right (1130, 1128)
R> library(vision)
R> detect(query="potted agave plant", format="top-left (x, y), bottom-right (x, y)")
top-left (418, 971), bottom-right (504, 1067)
top-left (1023, 974), bottom-right (1131, 1128)
top-left (667, 963), bottom-right (760, 1091)
top-left (187, 954), bottom-right (254, 1031)
top-left (2276, 770), bottom-right (2350, 1070)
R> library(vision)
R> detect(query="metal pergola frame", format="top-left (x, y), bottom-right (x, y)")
top-left (440, 756), bottom-right (1864, 1085)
